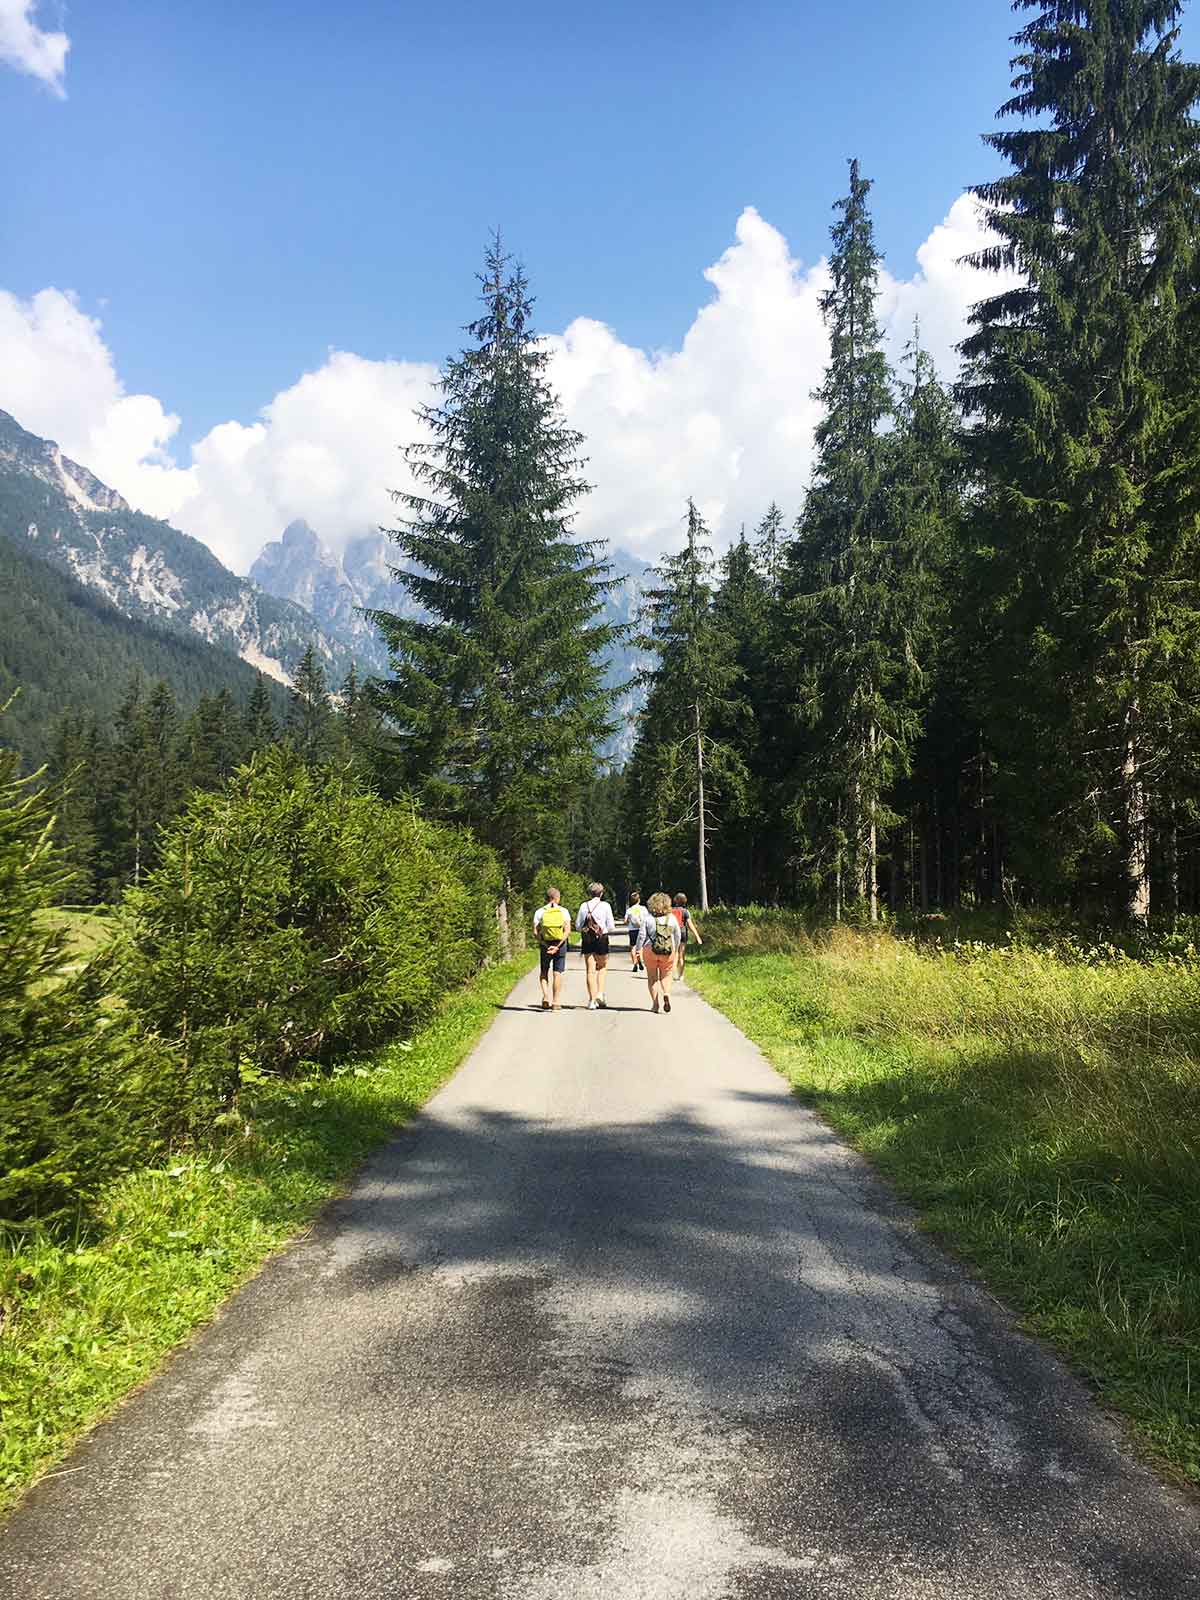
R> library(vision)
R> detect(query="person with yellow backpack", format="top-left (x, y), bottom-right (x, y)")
top-left (533, 886), bottom-right (572, 1011)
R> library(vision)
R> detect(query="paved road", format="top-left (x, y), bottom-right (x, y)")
top-left (4, 944), bottom-right (1199, 1599)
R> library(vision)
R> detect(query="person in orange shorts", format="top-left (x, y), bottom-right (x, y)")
top-left (636, 891), bottom-right (681, 1013)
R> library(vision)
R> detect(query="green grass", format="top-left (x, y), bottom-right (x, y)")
top-left (36, 907), bottom-right (115, 972)
top-left (688, 912), bottom-right (1200, 1485)
top-left (0, 949), bottom-right (536, 1512)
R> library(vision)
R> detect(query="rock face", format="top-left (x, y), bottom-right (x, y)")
top-left (0, 409), bottom-right (353, 688)
top-left (249, 523), bottom-right (401, 677)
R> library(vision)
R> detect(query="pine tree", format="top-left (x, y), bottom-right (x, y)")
top-left (242, 672), bottom-right (279, 757)
top-left (960, 0), bottom-right (1200, 922)
top-left (783, 160), bottom-right (899, 920)
top-left (47, 712), bottom-right (104, 902)
top-left (286, 645), bottom-right (335, 766)
top-left (636, 500), bottom-right (746, 911)
top-left (753, 502), bottom-right (788, 599)
top-left (370, 238), bottom-right (622, 885)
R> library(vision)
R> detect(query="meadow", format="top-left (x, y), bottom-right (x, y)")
top-left (688, 909), bottom-right (1200, 1485)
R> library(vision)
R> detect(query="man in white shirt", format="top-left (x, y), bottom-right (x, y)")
top-left (532, 887), bottom-right (572, 1012)
top-left (575, 880), bottom-right (616, 1010)
top-left (624, 890), bottom-right (652, 973)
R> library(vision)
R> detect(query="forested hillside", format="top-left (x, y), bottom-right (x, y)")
top-left (0, 529), bottom-right (290, 772)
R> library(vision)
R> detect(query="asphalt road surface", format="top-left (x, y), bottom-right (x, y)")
top-left (4, 941), bottom-right (1199, 1599)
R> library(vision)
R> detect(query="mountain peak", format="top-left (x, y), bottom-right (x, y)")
top-left (280, 519), bottom-right (323, 556)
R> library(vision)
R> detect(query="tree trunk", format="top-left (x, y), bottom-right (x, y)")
top-left (695, 700), bottom-right (710, 912)
top-left (868, 721), bottom-right (878, 923)
top-left (1123, 695), bottom-right (1150, 924)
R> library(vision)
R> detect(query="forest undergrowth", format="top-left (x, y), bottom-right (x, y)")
top-left (688, 909), bottom-right (1200, 1486)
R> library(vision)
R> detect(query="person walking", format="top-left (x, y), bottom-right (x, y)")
top-left (672, 892), bottom-right (703, 979)
top-left (533, 886), bottom-right (572, 1012)
top-left (637, 891), bottom-right (681, 1013)
top-left (576, 881), bottom-right (616, 1010)
top-left (624, 890), bottom-right (651, 972)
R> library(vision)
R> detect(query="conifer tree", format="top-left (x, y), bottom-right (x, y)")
top-left (371, 238), bottom-right (622, 884)
top-left (784, 160), bottom-right (899, 920)
top-left (286, 645), bottom-right (335, 766)
top-left (242, 673), bottom-right (279, 757)
top-left (636, 500), bottom-right (745, 911)
top-left (960, 0), bottom-right (1200, 922)
top-left (753, 502), bottom-right (787, 599)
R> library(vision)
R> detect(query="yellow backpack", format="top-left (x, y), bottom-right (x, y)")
top-left (539, 905), bottom-right (569, 944)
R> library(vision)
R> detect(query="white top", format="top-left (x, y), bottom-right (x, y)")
top-left (533, 903), bottom-right (572, 937)
top-left (625, 903), bottom-right (653, 931)
top-left (575, 897), bottom-right (616, 935)
top-left (636, 913), bottom-right (682, 954)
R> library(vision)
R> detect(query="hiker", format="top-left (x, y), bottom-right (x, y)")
top-left (576, 881), bottom-right (616, 1010)
top-left (637, 891), bottom-right (681, 1013)
top-left (533, 886), bottom-right (572, 1012)
top-left (672, 892), bottom-right (703, 978)
top-left (624, 889), bottom-right (651, 972)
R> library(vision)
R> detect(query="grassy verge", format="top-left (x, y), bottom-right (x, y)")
top-left (688, 913), bottom-right (1200, 1484)
top-left (0, 949), bottom-right (536, 1512)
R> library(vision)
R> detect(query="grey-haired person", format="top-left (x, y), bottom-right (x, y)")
top-left (576, 881), bottom-right (616, 1010)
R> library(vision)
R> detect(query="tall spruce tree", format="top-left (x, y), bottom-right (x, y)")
top-left (783, 160), bottom-right (900, 920)
top-left (960, 0), bottom-right (1200, 922)
top-left (286, 645), bottom-right (336, 766)
top-left (371, 238), bottom-right (622, 885)
top-left (635, 500), bottom-right (745, 911)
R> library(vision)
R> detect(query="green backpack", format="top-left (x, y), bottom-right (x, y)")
top-left (650, 915), bottom-right (674, 957)
top-left (539, 905), bottom-right (569, 945)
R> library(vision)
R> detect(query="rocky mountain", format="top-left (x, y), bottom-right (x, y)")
top-left (0, 409), bottom-right (353, 687)
top-left (249, 522), bottom-right (396, 676)
top-left (249, 520), bottom-right (653, 762)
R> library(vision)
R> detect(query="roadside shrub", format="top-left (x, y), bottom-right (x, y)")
top-left (0, 743), bottom-right (176, 1224)
top-left (114, 748), bottom-right (495, 1105)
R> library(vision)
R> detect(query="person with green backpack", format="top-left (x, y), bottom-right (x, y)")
top-left (635, 891), bottom-right (682, 1013)
top-left (533, 886), bottom-right (572, 1011)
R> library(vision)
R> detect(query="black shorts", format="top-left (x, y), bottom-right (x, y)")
top-left (581, 933), bottom-right (610, 958)
top-left (539, 943), bottom-right (567, 975)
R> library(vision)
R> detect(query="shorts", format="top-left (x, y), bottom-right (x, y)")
top-left (581, 933), bottom-right (610, 959)
top-left (643, 948), bottom-right (674, 981)
top-left (539, 943), bottom-right (567, 975)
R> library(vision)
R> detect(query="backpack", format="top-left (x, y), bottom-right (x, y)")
top-left (583, 900), bottom-right (604, 939)
top-left (539, 905), bottom-right (569, 945)
top-left (650, 915), bottom-right (675, 957)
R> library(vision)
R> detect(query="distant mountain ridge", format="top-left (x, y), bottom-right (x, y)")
top-left (249, 520), bottom-right (653, 760)
top-left (0, 409), bottom-right (353, 687)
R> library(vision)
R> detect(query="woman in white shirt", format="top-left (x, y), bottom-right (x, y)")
top-left (635, 891), bottom-right (681, 1014)
top-left (576, 881), bottom-right (616, 1010)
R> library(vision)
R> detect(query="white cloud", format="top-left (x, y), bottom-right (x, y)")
top-left (0, 0), bottom-right (69, 95)
top-left (0, 195), bottom-right (1017, 572)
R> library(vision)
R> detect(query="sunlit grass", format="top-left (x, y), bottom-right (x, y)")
top-left (0, 950), bottom-right (536, 1511)
top-left (689, 911), bottom-right (1200, 1485)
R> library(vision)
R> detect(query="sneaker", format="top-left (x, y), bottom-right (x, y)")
top-left (597, 996), bottom-right (607, 1009)
top-left (588, 999), bottom-right (599, 1011)
top-left (651, 999), bottom-right (660, 1013)
top-left (663, 996), bottom-right (671, 1013)
top-left (541, 999), bottom-right (550, 1010)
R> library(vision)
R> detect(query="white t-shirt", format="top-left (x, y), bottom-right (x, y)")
top-left (575, 898), bottom-right (616, 936)
top-left (625, 903), bottom-right (652, 932)
top-left (533, 903), bottom-right (571, 942)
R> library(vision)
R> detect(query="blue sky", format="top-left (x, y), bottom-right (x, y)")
top-left (4, 2), bottom-right (1194, 568)
top-left (3, 0), bottom-right (1022, 440)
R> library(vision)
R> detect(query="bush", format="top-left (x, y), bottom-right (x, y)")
top-left (0, 743), bottom-right (174, 1224)
top-left (115, 748), bottom-right (498, 1106)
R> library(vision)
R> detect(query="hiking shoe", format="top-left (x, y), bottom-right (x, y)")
top-left (651, 999), bottom-right (660, 1013)
top-left (663, 996), bottom-right (671, 1014)
top-left (541, 999), bottom-right (550, 1010)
